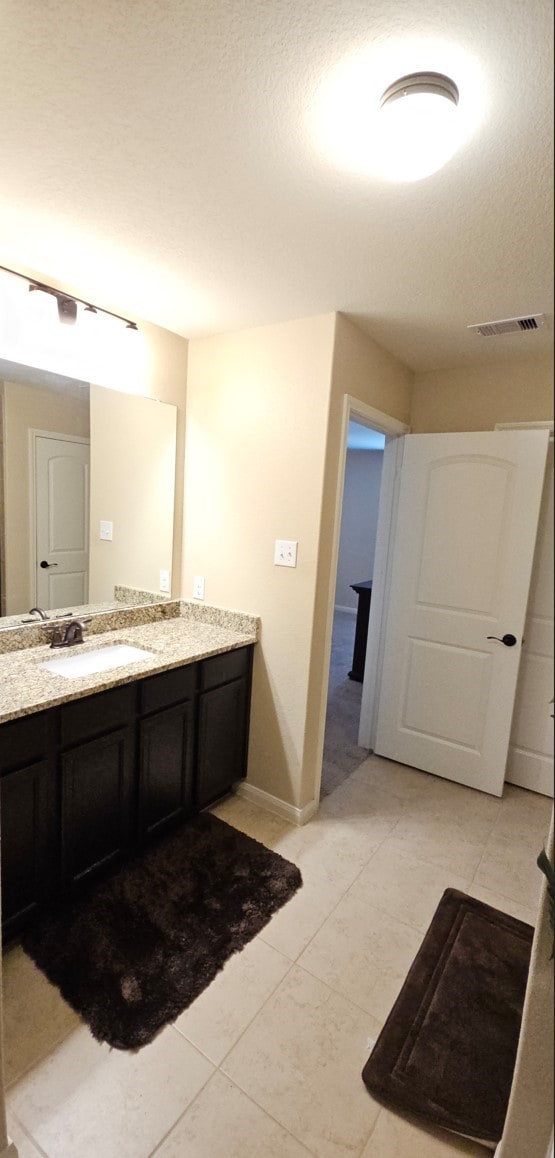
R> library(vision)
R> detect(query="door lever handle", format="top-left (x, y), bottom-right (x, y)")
top-left (487, 634), bottom-right (518, 647)
top-left (40, 560), bottom-right (59, 569)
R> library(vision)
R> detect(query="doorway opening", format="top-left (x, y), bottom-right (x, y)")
top-left (316, 392), bottom-right (410, 803)
top-left (320, 420), bottom-right (385, 798)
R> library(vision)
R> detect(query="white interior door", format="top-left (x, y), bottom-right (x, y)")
top-left (506, 438), bottom-right (554, 796)
top-left (374, 430), bottom-right (549, 796)
top-left (34, 434), bottom-right (90, 609)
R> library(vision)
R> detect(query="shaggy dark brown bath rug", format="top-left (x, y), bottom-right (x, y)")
top-left (362, 889), bottom-right (533, 1148)
top-left (22, 813), bottom-right (302, 1051)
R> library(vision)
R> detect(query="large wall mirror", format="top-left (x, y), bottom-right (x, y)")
top-left (0, 358), bottom-right (177, 626)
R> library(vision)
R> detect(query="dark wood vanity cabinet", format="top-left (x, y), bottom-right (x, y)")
top-left (59, 685), bottom-right (136, 893)
top-left (197, 650), bottom-right (250, 809)
top-left (0, 646), bottom-right (253, 939)
top-left (138, 664), bottom-right (197, 842)
top-left (0, 712), bottom-right (57, 936)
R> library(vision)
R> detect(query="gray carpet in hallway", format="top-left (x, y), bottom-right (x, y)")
top-left (320, 609), bottom-right (369, 799)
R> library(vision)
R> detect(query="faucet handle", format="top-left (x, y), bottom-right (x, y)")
top-left (48, 625), bottom-right (66, 649)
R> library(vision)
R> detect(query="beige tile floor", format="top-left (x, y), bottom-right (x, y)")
top-left (3, 755), bottom-right (552, 1158)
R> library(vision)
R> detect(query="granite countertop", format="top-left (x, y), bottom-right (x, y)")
top-left (0, 605), bottom-right (258, 725)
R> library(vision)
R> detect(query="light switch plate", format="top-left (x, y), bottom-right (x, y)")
top-left (159, 569), bottom-right (170, 593)
top-left (99, 520), bottom-right (113, 541)
top-left (274, 540), bottom-right (298, 567)
top-left (193, 575), bottom-right (205, 599)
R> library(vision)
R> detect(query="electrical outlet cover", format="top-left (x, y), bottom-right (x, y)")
top-left (193, 575), bottom-right (205, 599)
top-left (159, 569), bottom-right (170, 592)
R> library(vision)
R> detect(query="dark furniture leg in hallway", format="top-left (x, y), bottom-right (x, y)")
top-left (348, 580), bottom-right (373, 682)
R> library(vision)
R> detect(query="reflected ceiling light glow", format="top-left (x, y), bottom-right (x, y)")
top-left (309, 38), bottom-right (486, 182)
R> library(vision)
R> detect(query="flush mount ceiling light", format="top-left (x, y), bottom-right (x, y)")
top-left (309, 40), bottom-right (483, 184)
top-left (377, 71), bottom-right (460, 181)
top-left (0, 263), bottom-right (139, 331)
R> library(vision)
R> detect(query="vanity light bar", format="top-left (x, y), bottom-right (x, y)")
top-left (0, 263), bottom-right (139, 331)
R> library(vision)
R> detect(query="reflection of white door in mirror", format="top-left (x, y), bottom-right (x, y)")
top-left (33, 432), bottom-right (90, 609)
top-left (0, 360), bottom-right (177, 622)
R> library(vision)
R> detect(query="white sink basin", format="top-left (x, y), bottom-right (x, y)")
top-left (40, 644), bottom-right (155, 679)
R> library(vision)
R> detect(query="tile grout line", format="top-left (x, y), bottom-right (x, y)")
top-left (215, 1054), bottom-right (377, 1158)
top-left (292, 959), bottom-right (387, 1027)
top-left (146, 1039), bottom-right (217, 1158)
top-left (7, 1109), bottom-right (51, 1158)
top-left (358, 1105), bottom-right (385, 1156)
top-left (147, 1025), bottom-right (319, 1158)
top-left (171, 952), bottom-right (296, 1068)
top-left (468, 792), bottom-right (549, 906)
top-left (215, 1056), bottom-right (322, 1157)
top-left (469, 823), bottom-right (496, 889)
top-left (213, 959), bottom-right (296, 1066)
top-left (287, 829), bottom-right (404, 966)
top-left (214, 1073), bottom-right (320, 1157)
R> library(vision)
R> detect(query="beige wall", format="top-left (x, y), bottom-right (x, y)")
top-left (335, 450), bottom-right (384, 610)
top-left (184, 314), bottom-right (337, 808)
top-left (89, 386), bottom-right (177, 602)
top-left (0, 379), bottom-right (89, 615)
top-left (411, 353), bottom-right (554, 432)
top-left (184, 312), bottom-right (413, 810)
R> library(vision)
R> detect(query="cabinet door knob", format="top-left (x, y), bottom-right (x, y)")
top-left (487, 634), bottom-right (517, 647)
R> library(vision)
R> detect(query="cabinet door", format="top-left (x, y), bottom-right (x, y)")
top-left (139, 701), bottom-right (194, 842)
top-left (196, 677), bottom-right (248, 809)
top-left (61, 726), bottom-right (134, 892)
top-left (0, 759), bottom-right (56, 938)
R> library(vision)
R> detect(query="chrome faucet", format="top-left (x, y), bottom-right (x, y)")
top-left (29, 607), bottom-right (49, 621)
top-left (49, 618), bottom-right (91, 649)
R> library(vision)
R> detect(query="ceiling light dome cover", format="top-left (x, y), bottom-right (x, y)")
top-left (380, 72), bottom-right (459, 108)
top-left (309, 41), bottom-right (485, 184)
top-left (375, 70), bottom-right (462, 182)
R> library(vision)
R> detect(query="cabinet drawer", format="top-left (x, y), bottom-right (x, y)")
top-left (139, 664), bottom-right (197, 715)
top-left (0, 711), bottom-right (50, 774)
top-left (200, 647), bottom-right (250, 691)
top-left (61, 684), bottom-right (135, 747)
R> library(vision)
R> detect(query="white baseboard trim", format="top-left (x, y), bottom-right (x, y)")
top-left (334, 604), bottom-right (357, 615)
top-left (0, 1141), bottom-right (19, 1158)
top-left (236, 781), bottom-right (319, 826)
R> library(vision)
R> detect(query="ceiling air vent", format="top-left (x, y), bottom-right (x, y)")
top-left (468, 314), bottom-right (545, 337)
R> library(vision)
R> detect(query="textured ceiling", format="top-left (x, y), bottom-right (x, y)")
top-left (0, 0), bottom-right (552, 370)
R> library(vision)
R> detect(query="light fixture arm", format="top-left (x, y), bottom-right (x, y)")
top-left (0, 262), bottom-right (139, 330)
